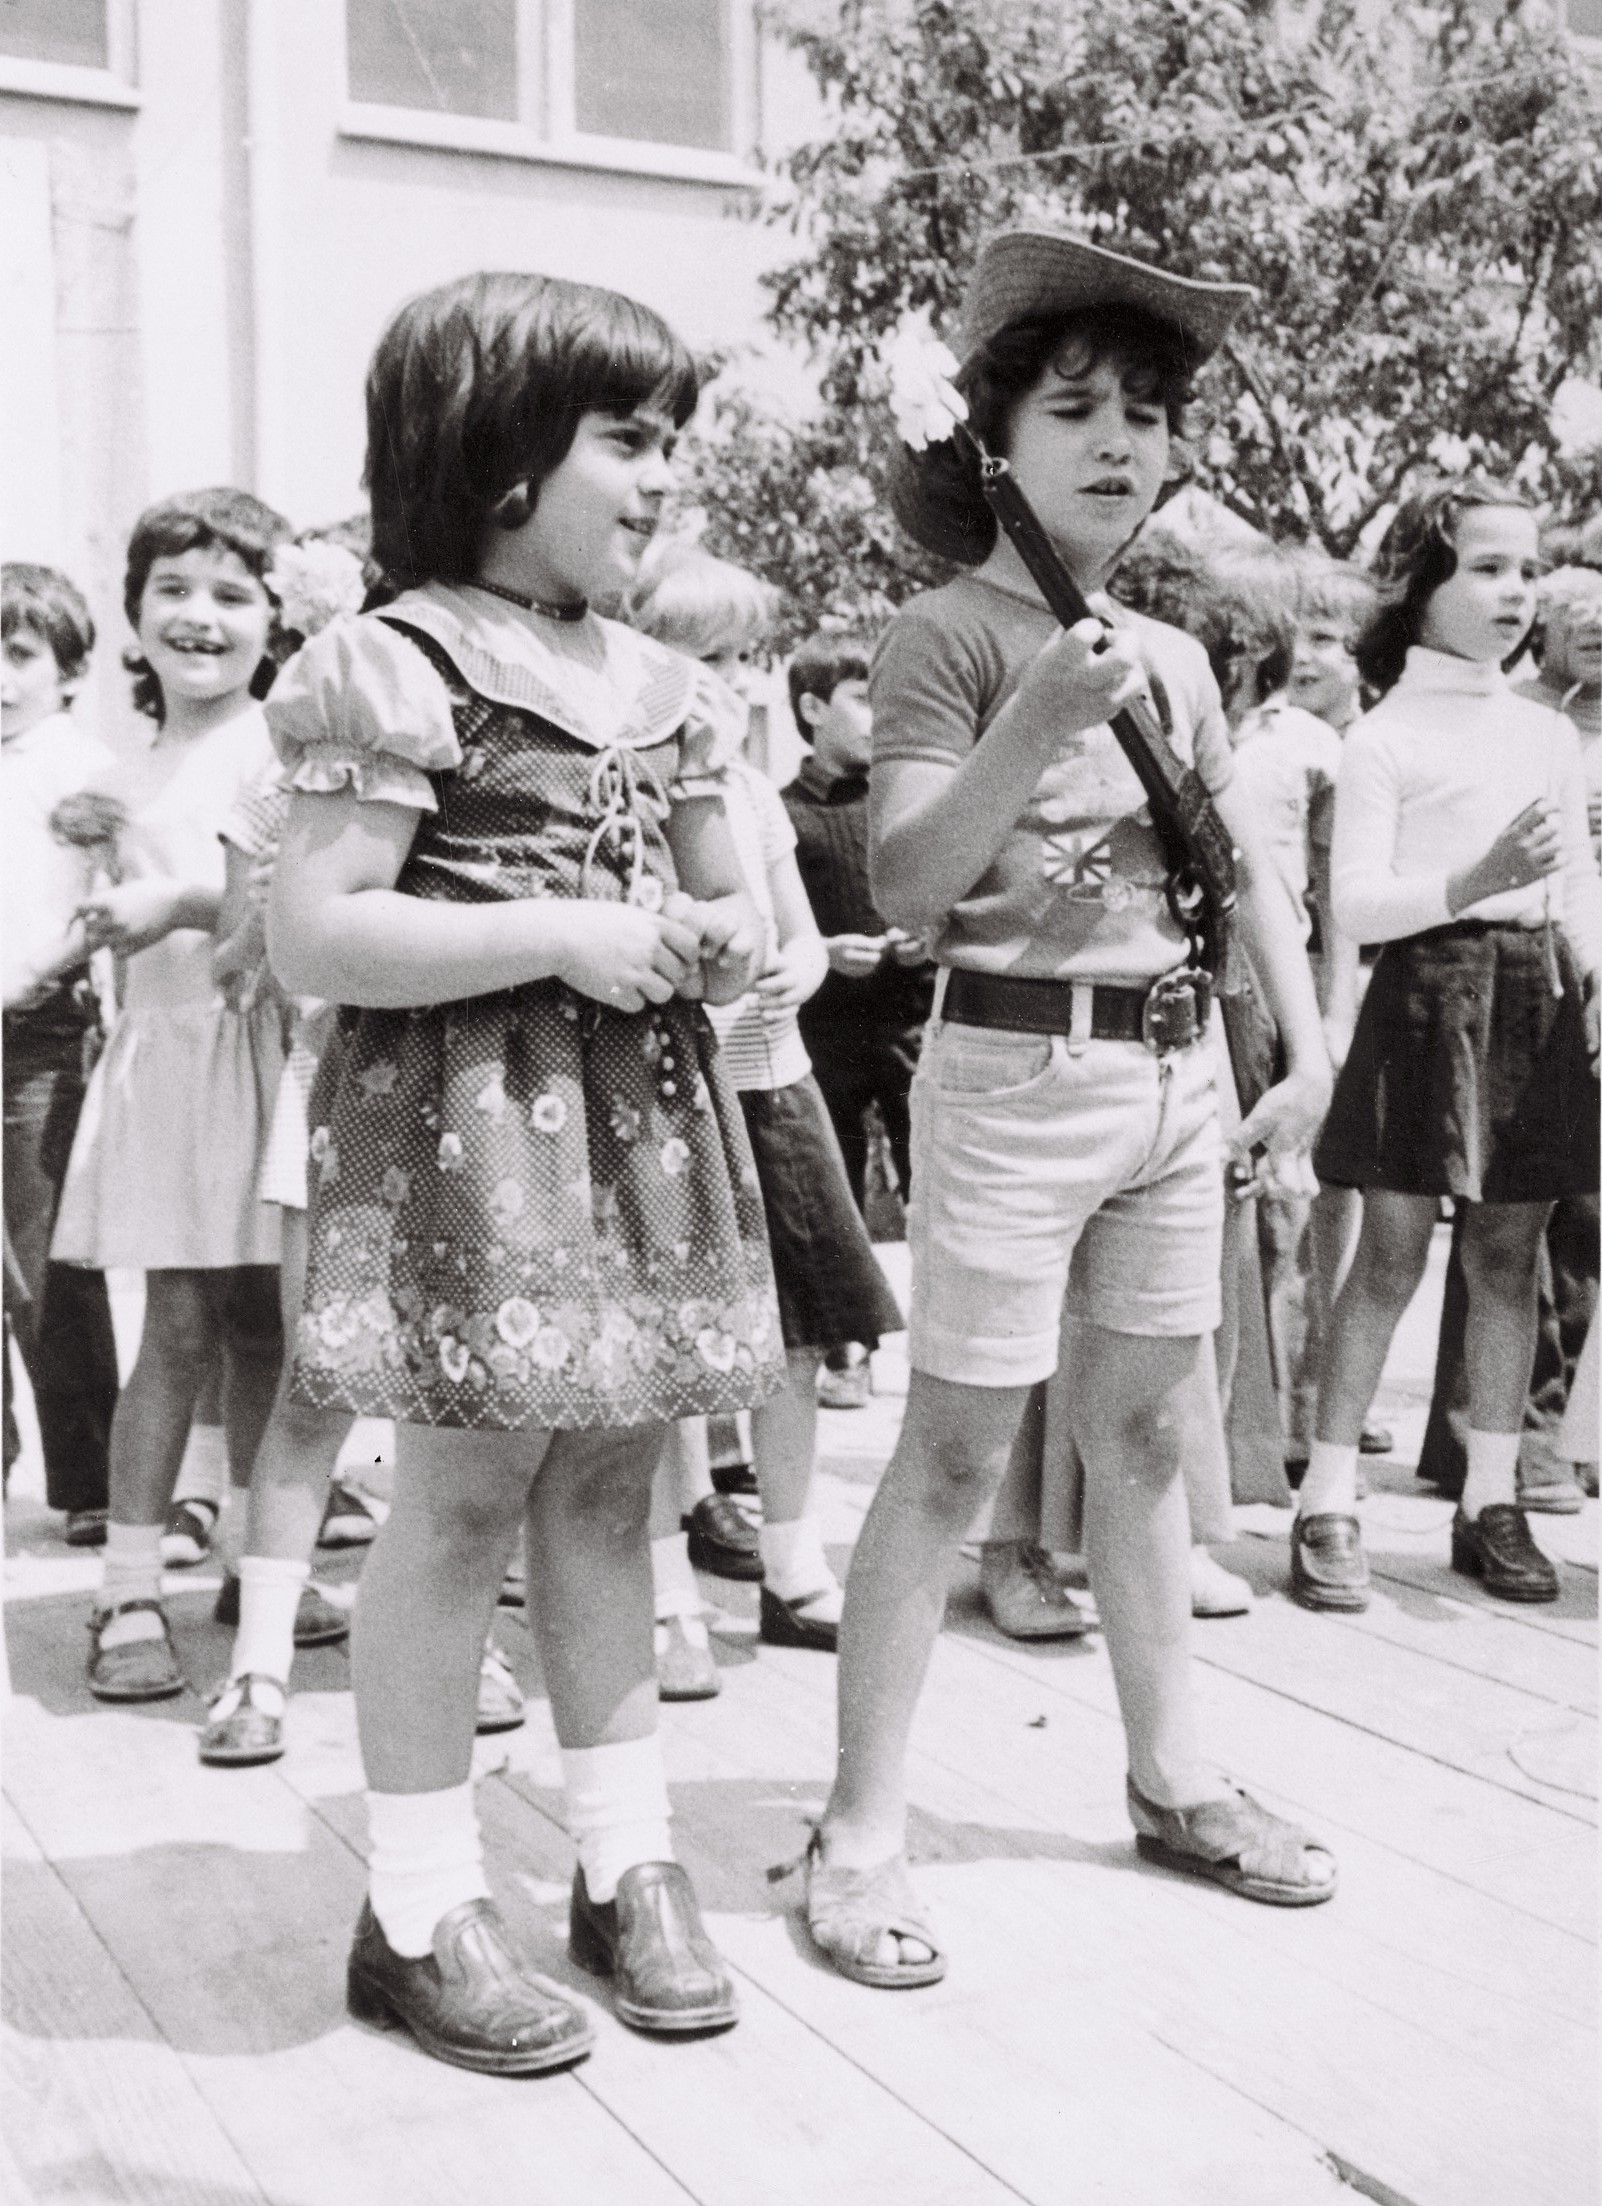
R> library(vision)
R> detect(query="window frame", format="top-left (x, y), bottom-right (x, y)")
top-left (0, 0), bottom-right (138, 108)
top-left (337, 0), bottom-right (760, 186)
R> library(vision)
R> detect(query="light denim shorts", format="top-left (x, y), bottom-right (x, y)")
top-left (907, 1013), bottom-right (1224, 1388)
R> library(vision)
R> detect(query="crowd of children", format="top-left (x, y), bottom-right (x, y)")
top-left (3, 227), bottom-right (1597, 2076)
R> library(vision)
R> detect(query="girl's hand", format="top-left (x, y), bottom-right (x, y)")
top-left (661, 891), bottom-right (705, 999)
top-left (754, 936), bottom-right (829, 1018)
top-left (1229, 1064), bottom-right (1333, 1196)
top-left (76, 879), bottom-right (188, 956)
top-left (696, 895), bottom-right (766, 1005)
top-left (1013, 607), bottom-right (1148, 745)
top-left (1451, 798), bottom-right (1563, 912)
top-left (554, 902), bottom-right (701, 1014)
top-left (826, 931), bottom-right (888, 977)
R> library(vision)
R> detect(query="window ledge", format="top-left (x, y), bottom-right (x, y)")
top-left (338, 103), bottom-right (761, 188)
top-left (0, 55), bottom-right (139, 108)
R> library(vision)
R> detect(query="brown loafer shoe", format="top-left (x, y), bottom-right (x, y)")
top-left (199, 1673), bottom-right (285, 1767)
top-left (213, 1573), bottom-right (350, 1647)
top-left (1451, 1505), bottom-right (1559, 1602)
top-left (569, 1862), bottom-right (738, 2034)
top-left (1289, 1512), bottom-right (1369, 1612)
top-left (346, 1898), bottom-right (594, 2075)
top-left (682, 1494), bottom-right (763, 1583)
top-left (87, 1600), bottom-right (185, 1702)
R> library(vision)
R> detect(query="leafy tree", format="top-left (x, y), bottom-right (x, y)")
top-left (680, 0), bottom-right (1602, 638)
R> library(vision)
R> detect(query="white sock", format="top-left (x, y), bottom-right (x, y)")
top-left (97, 1524), bottom-right (165, 1644)
top-left (172, 1422), bottom-right (228, 1508)
top-left (1461, 1429), bottom-right (1520, 1521)
top-left (228, 1556), bottom-right (309, 1687)
top-left (1298, 1441), bottom-right (1359, 1518)
top-left (561, 1735), bottom-right (673, 1905)
top-left (758, 1515), bottom-right (841, 1617)
top-left (651, 1532), bottom-right (702, 1622)
top-left (366, 1782), bottom-right (490, 1958)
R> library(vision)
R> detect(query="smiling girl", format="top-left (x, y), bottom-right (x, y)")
top-left (1303, 480), bottom-right (1602, 1610)
top-left (54, 489), bottom-right (292, 1705)
top-left (262, 273), bottom-right (782, 2073)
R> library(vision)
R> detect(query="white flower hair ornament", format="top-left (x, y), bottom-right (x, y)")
top-left (881, 312), bottom-right (970, 453)
top-left (267, 539), bottom-right (367, 639)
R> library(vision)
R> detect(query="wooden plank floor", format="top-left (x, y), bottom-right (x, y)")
top-left (4, 1231), bottom-right (1596, 2206)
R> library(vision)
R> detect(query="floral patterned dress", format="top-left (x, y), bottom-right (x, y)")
top-left (265, 584), bottom-right (784, 1431)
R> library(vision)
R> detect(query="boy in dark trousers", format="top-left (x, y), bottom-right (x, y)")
top-left (784, 635), bottom-right (933, 1404)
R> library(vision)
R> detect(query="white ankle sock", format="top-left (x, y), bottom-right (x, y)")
top-left (758, 1515), bottom-right (840, 1614)
top-left (1461, 1429), bottom-right (1520, 1521)
top-left (229, 1555), bottom-right (309, 1687)
top-left (1299, 1441), bottom-right (1359, 1518)
top-left (367, 1782), bottom-right (490, 1958)
top-left (651, 1532), bottom-right (702, 1622)
top-left (561, 1735), bottom-right (673, 1905)
top-left (98, 1524), bottom-right (165, 1645)
top-left (172, 1423), bottom-right (228, 1508)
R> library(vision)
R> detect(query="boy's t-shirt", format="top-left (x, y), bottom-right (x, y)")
top-left (1229, 694), bottom-right (1341, 937)
top-left (871, 573), bottom-right (1234, 985)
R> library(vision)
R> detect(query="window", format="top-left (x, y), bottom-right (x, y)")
top-left (341, 0), bottom-right (752, 177)
top-left (0, 0), bottom-right (136, 104)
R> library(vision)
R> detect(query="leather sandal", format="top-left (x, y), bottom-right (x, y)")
top-left (347, 1898), bottom-right (594, 2075)
top-left (87, 1600), bottom-right (184, 1703)
top-left (569, 1862), bottom-right (738, 2033)
top-left (199, 1673), bottom-right (285, 1767)
top-left (777, 1829), bottom-right (947, 1989)
top-left (1126, 1776), bottom-right (1336, 1906)
top-left (1451, 1505), bottom-right (1559, 1602)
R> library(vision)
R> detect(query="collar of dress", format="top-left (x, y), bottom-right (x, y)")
top-left (379, 581), bottom-right (700, 753)
top-left (1397, 645), bottom-right (1508, 700)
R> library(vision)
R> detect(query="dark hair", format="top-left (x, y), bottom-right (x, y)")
top-left (122, 487), bottom-right (291, 721)
top-left (788, 631), bottom-right (875, 733)
top-left (2, 561), bottom-right (95, 686)
top-left (364, 271), bottom-right (700, 594)
top-left (891, 304), bottom-right (1194, 566)
top-left (1356, 476), bottom-right (1533, 697)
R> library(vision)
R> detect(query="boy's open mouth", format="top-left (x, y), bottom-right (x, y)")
top-left (1080, 479), bottom-right (1135, 500)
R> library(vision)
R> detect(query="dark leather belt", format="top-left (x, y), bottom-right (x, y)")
top-left (943, 966), bottom-right (1211, 1055)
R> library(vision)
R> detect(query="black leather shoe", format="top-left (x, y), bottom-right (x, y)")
top-left (759, 1584), bottom-right (839, 1652)
top-left (1451, 1505), bottom-right (1559, 1602)
top-left (1289, 1513), bottom-right (1369, 1612)
top-left (682, 1494), bottom-right (763, 1583)
top-left (213, 1572), bottom-right (350, 1647)
top-left (569, 1863), bottom-right (738, 2034)
top-left (346, 1898), bottom-right (594, 2074)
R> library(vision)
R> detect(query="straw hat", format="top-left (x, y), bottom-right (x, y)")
top-left (959, 228), bottom-right (1257, 370)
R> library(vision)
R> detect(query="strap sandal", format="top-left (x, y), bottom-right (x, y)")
top-left (87, 1599), bottom-right (185, 1704)
top-left (1126, 1775), bottom-right (1336, 1907)
top-left (199, 1673), bottom-right (286, 1767)
top-left (771, 1830), bottom-right (947, 1989)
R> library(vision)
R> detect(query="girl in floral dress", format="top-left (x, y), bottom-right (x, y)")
top-left (266, 272), bottom-right (782, 2076)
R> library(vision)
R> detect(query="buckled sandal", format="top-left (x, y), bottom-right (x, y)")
top-left (1126, 1776), bottom-right (1336, 1906)
top-left (199, 1673), bottom-right (285, 1767)
top-left (773, 1829), bottom-right (947, 1989)
top-left (86, 1599), bottom-right (185, 1703)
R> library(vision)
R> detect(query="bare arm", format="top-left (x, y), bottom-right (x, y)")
top-left (665, 794), bottom-right (765, 1006)
top-left (267, 786), bottom-right (699, 1014)
top-left (752, 850), bottom-right (830, 1015)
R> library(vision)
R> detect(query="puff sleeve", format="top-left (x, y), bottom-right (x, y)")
top-left (670, 662), bottom-right (750, 803)
top-left (265, 616), bottom-right (461, 811)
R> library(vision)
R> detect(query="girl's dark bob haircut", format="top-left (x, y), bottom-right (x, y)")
top-left (890, 303), bottom-right (1194, 567)
top-left (364, 271), bottom-right (701, 593)
top-left (1357, 475), bottom-right (1533, 697)
top-left (122, 487), bottom-right (291, 721)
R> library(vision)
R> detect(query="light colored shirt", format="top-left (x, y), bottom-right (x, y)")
top-left (871, 574), bottom-right (1235, 984)
top-left (1230, 694), bottom-right (1341, 939)
top-left (704, 757), bottom-right (811, 1092)
top-left (1331, 646), bottom-right (1602, 975)
top-left (1, 710), bottom-right (115, 1008)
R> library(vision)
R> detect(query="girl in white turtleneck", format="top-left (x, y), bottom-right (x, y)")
top-left (1295, 481), bottom-right (1601, 1614)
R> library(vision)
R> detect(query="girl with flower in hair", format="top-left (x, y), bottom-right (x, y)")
top-left (264, 272), bottom-right (782, 2074)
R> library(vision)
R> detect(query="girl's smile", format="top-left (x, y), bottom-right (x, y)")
top-left (138, 547), bottom-right (272, 709)
top-left (1418, 507), bottom-right (1540, 665)
top-left (483, 406), bottom-right (679, 607)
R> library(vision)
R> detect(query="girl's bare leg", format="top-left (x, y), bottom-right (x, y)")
top-left (1461, 1202), bottom-right (1553, 1434)
top-left (525, 1424), bottom-right (662, 1749)
top-left (1315, 1193), bottom-right (1438, 1446)
top-left (245, 1215), bottom-right (350, 1562)
top-left (108, 1270), bottom-right (225, 1525)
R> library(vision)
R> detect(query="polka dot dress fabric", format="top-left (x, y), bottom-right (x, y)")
top-left (287, 627), bottom-right (784, 1430)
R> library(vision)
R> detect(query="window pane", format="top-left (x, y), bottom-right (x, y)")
top-left (574, 0), bottom-right (729, 151)
top-left (346, 0), bottom-right (517, 119)
top-left (0, 0), bottom-right (108, 68)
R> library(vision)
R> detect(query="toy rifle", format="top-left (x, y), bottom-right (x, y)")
top-left (959, 426), bottom-right (1238, 979)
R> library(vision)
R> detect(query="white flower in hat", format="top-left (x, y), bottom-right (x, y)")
top-left (880, 309), bottom-right (969, 452)
top-left (268, 539), bottom-right (366, 638)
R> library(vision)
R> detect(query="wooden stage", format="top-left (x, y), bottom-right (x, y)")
top-left (3, 1234), bottom-right (1596, 2206)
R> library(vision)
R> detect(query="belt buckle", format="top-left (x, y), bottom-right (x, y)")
top-left (1141, 970), bottom-right (1207, 1056)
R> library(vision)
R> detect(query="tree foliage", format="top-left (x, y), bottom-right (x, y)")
top-left (681, 0), bottom-right (1602, 638)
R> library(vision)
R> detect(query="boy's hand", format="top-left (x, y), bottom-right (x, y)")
top-left (77, 879), bottom-right (186, 956)
top-left (884, 927), bottom-right (934, 967)
top-left (554, 902), bottom-right (701, 1014)
top-left (696, 894), bottom-right (766, 1005)
top-left (826, 931), bottom-right (888, 977)
top-left (1013, 600), bottom-right (1148, 744)
top-left (754, 936), bottom-right (829, 1017)
top-left (1228, 1063), bottom-right (1332, 1198)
